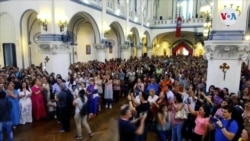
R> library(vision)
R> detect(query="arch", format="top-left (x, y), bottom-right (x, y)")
top-left (109, 21), bottom-right (125, 58)
top-left (246, 4), bottom-right (250, 34)
top-left (110, 21), bottom-right (125, 45)
top-left (143, 30), bottom-right (151, 47)
top-left (20, 9), bottom-right (39, 68)
top-left (172, 41), bottom-right (193, 56)
top-left (68, 11), bottom-right (101, 44)
top-left (171, 39), bottom-right (194, 49)
top-left (130, 27), bottom-right (140, 46)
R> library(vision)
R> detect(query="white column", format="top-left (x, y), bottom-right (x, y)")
top-left (206, 59), bottom-right (241, 93)
top-left (137, 47), bottom-right (142, 58)
top-left (96, 48), bottom-right (106, 62)
top-left (44, 53), bottom-right (70, 79)
top-left (147, 47), bottom-right (152, 58)
top-left (121, 47), bottom-right (131, 60)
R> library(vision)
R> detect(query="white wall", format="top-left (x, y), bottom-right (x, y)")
top-left (0, 13), bottom-right (16, 67)
top-left (157, 0), bottom-right (173, 19)
top-left (45, 53), bottom-right (70, 79)
top-left (105, 30), bottom-right (118, 60)
top-left (212, 0), bottom-right (247, 31)
top-left (207, 59), bottom-right (242, 93)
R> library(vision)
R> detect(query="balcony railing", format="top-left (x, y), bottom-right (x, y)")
top-left (152, 18), bottom-right (206, 26)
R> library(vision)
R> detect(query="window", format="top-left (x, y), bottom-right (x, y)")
top-left (180, 0), bottom-right (193, 19)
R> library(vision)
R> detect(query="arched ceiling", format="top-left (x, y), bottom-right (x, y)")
top-left (155, 31), bottom-right (197, 46)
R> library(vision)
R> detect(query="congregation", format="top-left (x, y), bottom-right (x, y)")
top-left (0, 55), bottom-right (250, 141)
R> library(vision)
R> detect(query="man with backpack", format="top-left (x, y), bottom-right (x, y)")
top-left (55, 82), bottom-right (72, 132)
top-left (209, 105), bottom-right (239, 141)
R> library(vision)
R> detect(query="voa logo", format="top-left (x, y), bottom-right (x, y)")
top-left (220, 8), bottom-right (238, 26)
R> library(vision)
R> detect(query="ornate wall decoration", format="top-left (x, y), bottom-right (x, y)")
top-left (204, 41), bottom-right (250, 61)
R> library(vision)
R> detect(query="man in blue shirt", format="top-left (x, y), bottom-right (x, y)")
top-left (118, 104), bottom-right (147, 141)
top-left (146, 77), bottom-right (159, 95)
top-left (209, 105), bottom-right (238, 141)
top-left (55, 83), bottom-right (70, 132)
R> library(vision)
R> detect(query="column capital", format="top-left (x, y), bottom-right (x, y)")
top-left (147, 46), bottom-right (153, 49)
top-left (38, 41), bottom-right (72, 54)
top-left (204, 40), bottom-right (250, 61)
top-left (136, 46), bottom-right (143, 49)
top-left (120, 44), bottom-right (130, 50)
top-left (93, 43), bottom-right (106, 50)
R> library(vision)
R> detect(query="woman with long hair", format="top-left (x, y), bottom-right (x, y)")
top-left (171, 93), bottom-right (185, 141)
top-left (73, 89), bottom-right (93, 140)
top-left (104, 75), bottom-right (113, 109)
top-left (6, 82), bottom-right (20, 128)
top-left (239, 128), bottom-right (250, 141)
top-left (19, 81), bottom-right (32, 124)
top-left (156, 104), bottom-right (170, 141)
top-left (113, 74), bottom-right (121, 102)
top-left (86, 78), bottom-right (99, 118)
top-left (95, 74), bottom-right (103, 111)
top-left (188, 103), bottom-right (210, 141)
top-left (31, 78), bottom-right (46, 120)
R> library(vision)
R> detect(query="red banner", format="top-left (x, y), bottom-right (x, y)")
top-left (176, 16), bottom-right (182, 37)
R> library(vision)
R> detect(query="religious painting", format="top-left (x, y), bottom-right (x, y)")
top-left (86, 44), bottom-right (91, 55)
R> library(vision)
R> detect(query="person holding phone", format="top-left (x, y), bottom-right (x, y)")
top-left (208, 105), bottom-right (238, 141)
top-left (118, 104), bottom-right (147, 141)
top-left (187, 99), bottom-right (210, 141)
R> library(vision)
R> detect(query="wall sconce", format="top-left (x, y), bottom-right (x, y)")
top-left (58, 20), bottom-right (68, 32)
top-left (37, 14), bottom-right (48, 31)
top-left (219, 63), bottom-right (230, 80)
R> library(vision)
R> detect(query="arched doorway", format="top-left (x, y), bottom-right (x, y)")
top-left (106, 21), bottom-right (125, 59)
top-left (129, 27), bottom-right (140, 57)
top-left (20, 10), bottom-right (42, 68)
top-left (172, 41), bottom-right (193, 56)
top-left (68, 12), bottom-right (100, 62)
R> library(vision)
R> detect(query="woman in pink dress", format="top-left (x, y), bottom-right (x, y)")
top-left (31, 78), bottom-right (46, 120)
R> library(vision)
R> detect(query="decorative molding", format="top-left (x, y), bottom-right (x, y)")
top-left (38, 41), bottom-right (72, 54)
top-left (120, 44), bottom-right (130, 50)
top-left (93, 43), bottom-right (106, 50)
top-left (36, 34), bottom-right (63, 42)
top-left (209, 30), bottom-right (244, 40)
top-left (204, 41), bottom-right (250, 61)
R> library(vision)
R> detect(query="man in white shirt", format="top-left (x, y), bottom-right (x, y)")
top-left (166, 85), bottom-right (174, 103)
top-left (182, 87), bottom-right (197, 141)
top-left (183, 89), bottom-right (197, 112)
top-left (148, 89), bottom-right (159, 104)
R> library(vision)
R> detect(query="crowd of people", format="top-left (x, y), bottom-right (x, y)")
top-left (0, 55), bottom-right (250, 141)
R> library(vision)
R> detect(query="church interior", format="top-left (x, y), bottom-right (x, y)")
top-left (1, 0), bottom-right (250, 141)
